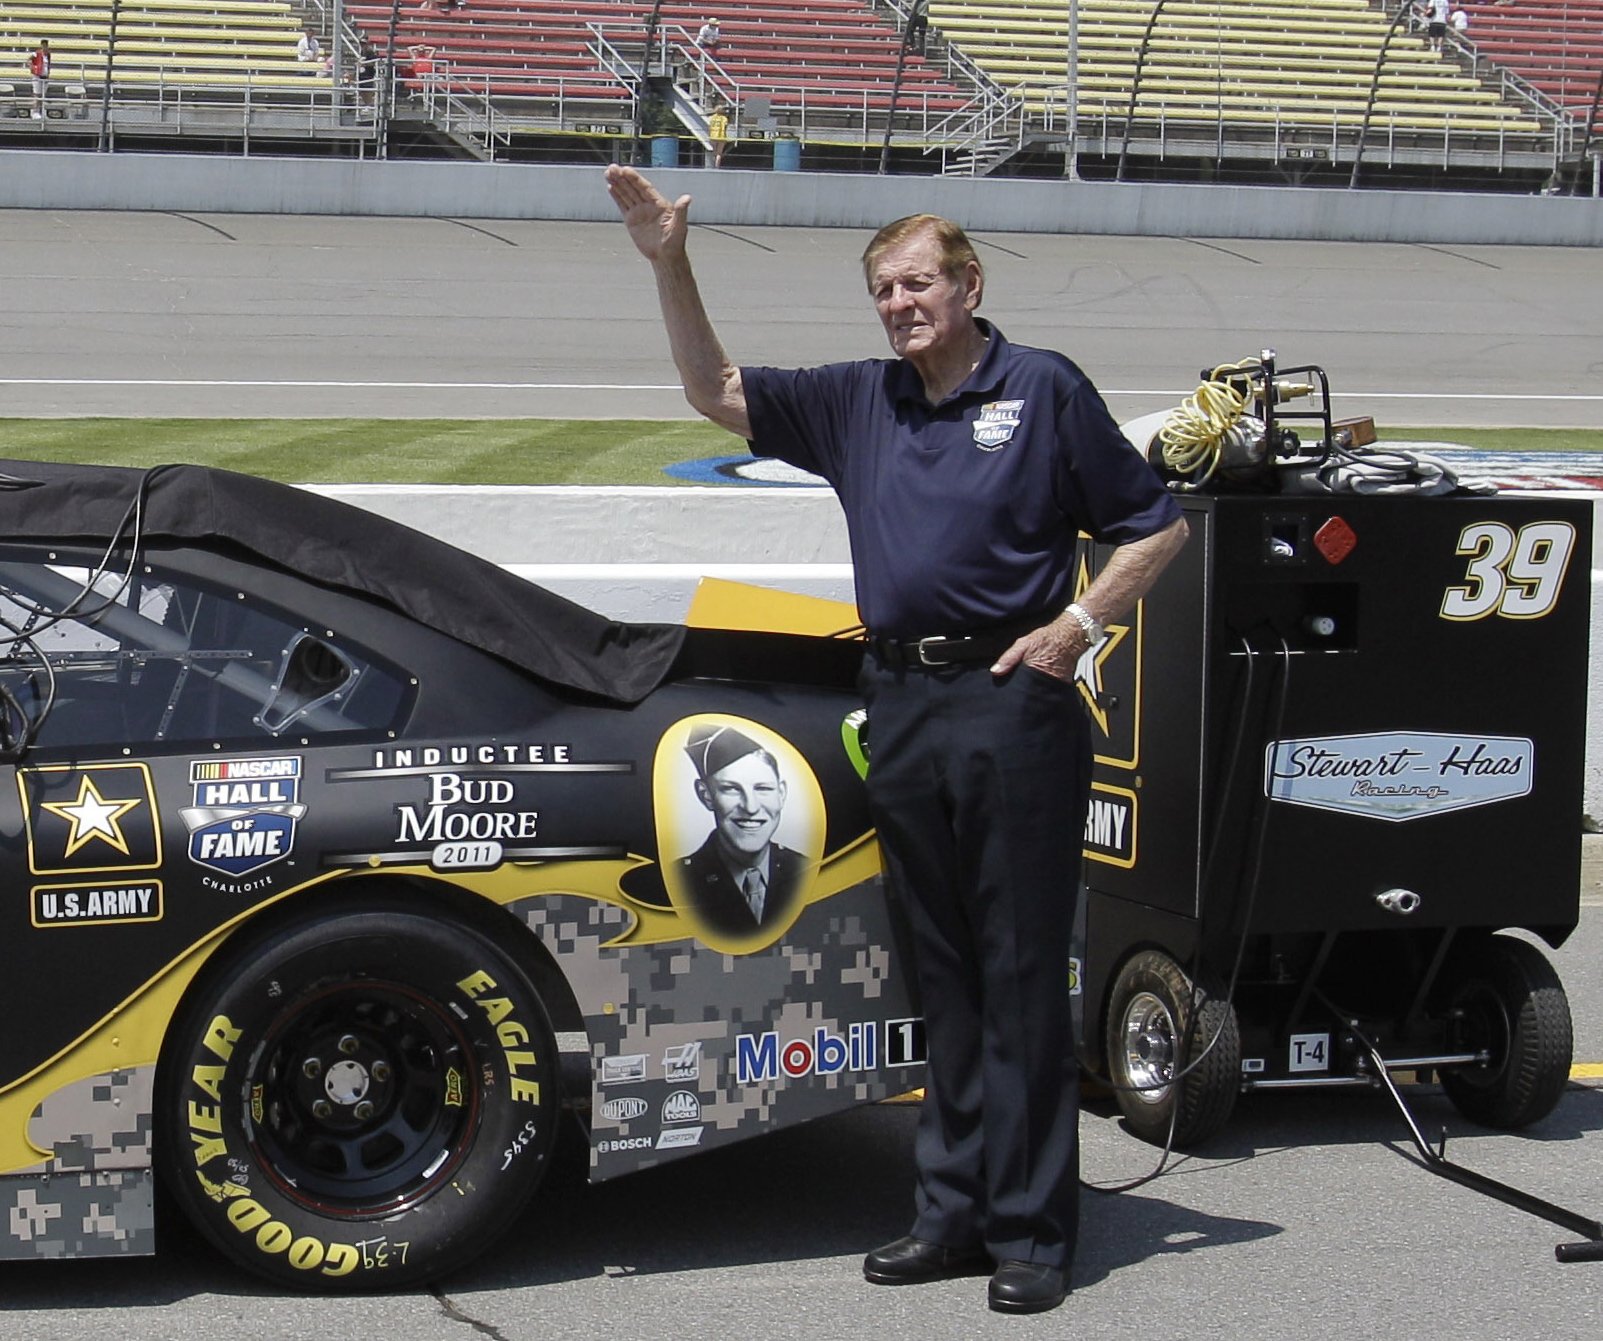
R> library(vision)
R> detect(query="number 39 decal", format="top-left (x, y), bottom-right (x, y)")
top-left (1441, 520), bottom-right (1577, 621)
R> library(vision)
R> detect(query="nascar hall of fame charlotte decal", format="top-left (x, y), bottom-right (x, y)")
top-left (972, 399), bottom-right (1024, 451)
top-left (18, 762), bottom-right (165, 928)
top-left (181, 756), bottom-right (305, 888)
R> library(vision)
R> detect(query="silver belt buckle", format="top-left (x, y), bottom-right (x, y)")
top-left (916, 634), bottom-right (955, 667)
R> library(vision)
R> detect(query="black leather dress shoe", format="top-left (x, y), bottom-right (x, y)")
top-left (988, 1260), bottom-right (1068, 1314)
top-left (862, 1235), bottom-right (990, 1285)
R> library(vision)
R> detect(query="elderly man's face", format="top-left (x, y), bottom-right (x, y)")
top-left (697, 751), bottom-right (785, 861)
top-left (868, 229), bottom-right (981, 363)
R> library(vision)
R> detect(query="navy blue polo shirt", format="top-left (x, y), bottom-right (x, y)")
top-left (742, 320), bottom-right (1181, 638)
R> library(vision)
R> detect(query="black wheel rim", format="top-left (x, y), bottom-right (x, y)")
top-left (1451, 980), bottom-right (1513, 1092)
top-left (247, 979), bottom-right (481, 1216)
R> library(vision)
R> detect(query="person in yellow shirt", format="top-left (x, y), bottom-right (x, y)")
top-left (707, 105), bottom-right (730, 168)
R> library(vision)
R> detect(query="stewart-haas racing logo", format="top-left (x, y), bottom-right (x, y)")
top-left (182, 757), bottom-right (305, 879)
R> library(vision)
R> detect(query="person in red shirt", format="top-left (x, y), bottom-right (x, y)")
top-left (28, 40), bottom-right (50, 120)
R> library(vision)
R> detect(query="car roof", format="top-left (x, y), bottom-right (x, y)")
top-left (0, 458), bottom-right (684, 704)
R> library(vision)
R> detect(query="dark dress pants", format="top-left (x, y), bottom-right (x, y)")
top-left (860, 655), bottom-right (1090, 1269)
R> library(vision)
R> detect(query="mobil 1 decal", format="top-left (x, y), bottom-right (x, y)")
top-left (182, 756), bottom-right (305, 891)
top-left (17, 761), bottom-right (165, 928)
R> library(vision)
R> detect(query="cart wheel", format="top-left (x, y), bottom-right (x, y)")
top-left (1105, 950), bottom-right (1240, 1148)
top-left (1440, 935), bottom-right (1572, 1130)
top-left (157, 897), bottom-right (558, 1290)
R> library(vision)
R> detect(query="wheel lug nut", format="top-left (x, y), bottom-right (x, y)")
top-left (338, 1034), bottom-right (360, 1055)
top-left (302, 1058), bottom-right (322, 1078)
top-left (353, 1100), bottom-right (375, 1120)
top-left (371, 1061), bottom-right (391, 1083)
top-left (312, 1099), bottom-right (333, 1119)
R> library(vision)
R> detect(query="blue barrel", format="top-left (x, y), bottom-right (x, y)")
top-left (649, 136), bottom-right (679, 168)
top-left (773, 137), bottom-right (801, 172)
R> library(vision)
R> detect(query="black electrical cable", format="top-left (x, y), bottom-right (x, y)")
top-left (1083, 630), bottom-right (1294, 1194)
top-left (0, 464), bottom-right (172, 755)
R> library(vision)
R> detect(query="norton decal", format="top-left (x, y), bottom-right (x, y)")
top-left (972, 399), bottom-right (1024, 451)
top-left (324, 742), bottom-right (632, 872)
top-left (1265, 731), bottom-right (1533, 822)
top-left (655, 715), bottom-right (827, 956)
top-left (31, 880), bottom-right (163, 928)
top-left (19, 763), bottom-right (161, 876)
top-left (1082, 782), bottom-right (1138, 870)
top-left (182, 757), bottom-right (305, 881)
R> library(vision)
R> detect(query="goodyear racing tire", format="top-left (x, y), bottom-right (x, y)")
top-left (1440, 935), bottom-right (1572, 1130)
top-left (1105, 950), bottom-right (1240, 1149)
top-left (157, 899), bottom-right (558, 1290)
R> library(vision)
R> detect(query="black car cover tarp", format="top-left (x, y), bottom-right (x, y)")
top-left (0, 459), bottom-right (686, 705)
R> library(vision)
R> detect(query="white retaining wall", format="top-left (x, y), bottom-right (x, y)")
top-left (3, 149), bottom-right (1601, 245)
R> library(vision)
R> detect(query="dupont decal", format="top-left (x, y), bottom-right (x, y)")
top-left (735, 1018), bottom-right (926, 1085)
top-left (1265, 731), bottom-right (1533, 822)
top-left (31, 880), bottom-right (162, 928)
top-left (182, 757), bottom-right (305, 880)
top-left (600, 1097), bottom-right (649, 1122)
top-left (18, 763), bottom-right (162, 876)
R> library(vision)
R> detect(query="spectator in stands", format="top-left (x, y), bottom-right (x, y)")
top-left (907, 6), bottom-right (929, 55)
top-left (1450, 5), bottom-right (1470, 36)
top-left (1427, 0), bottom-right (1450, 52)
top-left (359, 39), bottom-right (379, 108)
top-left (28, 39), bottom-right (49, 120)
top-left (707, 102), bottom-right (730, 167)
top-left (696, 17), bottom-right (723, 58)
top-left (297, 27), bottom-right (322, 63)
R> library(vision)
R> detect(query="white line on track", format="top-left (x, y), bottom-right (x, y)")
top-left (4, 379), bottom-right (1603, 401)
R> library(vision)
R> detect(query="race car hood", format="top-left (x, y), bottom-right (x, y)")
top-left (0, 459), bottom-right (686, 704)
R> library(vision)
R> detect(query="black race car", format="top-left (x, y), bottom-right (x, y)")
top-left (0, 459), bottom-right (921, 1288)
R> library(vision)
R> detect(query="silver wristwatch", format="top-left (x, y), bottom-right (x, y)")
top-left (1064, 602), bottom-right (1106, 647)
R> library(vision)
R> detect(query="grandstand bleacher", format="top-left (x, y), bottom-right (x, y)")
top-left (343, 0), bottom-right (973, 139)
top-left (929, 0), bottom-right (1542, 138)
top-left (0, 0), bottom-right (335, 103)
top-left (1459, 0), bottom-right (1603, 128)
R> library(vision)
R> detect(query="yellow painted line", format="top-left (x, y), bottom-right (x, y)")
top-left (1572, 1063), bottom-right (1603, 1080)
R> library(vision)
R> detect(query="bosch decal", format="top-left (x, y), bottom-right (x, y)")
top-left (1265, 731), bottom-right (1533, 821)
top-left (182, 757), bottom-right (305, 880)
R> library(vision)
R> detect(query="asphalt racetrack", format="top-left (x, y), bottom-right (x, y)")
top-left (1, 206), bottom-right (1601, 428)
top-left (0, 203), bottom-right (1602, 1338)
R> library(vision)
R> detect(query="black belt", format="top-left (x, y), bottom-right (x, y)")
top-left (868, 616), bottom-right (1046, 671)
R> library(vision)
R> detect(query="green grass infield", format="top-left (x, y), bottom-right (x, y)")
top-left (0, 420), bottom-right (1597, 487)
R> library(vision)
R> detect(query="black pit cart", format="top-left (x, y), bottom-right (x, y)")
top-left (0, 459), bottom-right (922, 1289)
top-left (1083, 368), bottom-right (1590, 1152)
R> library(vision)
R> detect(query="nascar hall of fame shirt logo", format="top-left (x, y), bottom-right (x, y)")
top-left (182, 756), bottom-right (306, 883)
top-left (973, 399), bottom-right (1024, 451)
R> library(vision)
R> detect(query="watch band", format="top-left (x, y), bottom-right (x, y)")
top-left (1064, 602), bottom-right (1105, 646)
